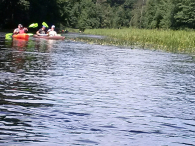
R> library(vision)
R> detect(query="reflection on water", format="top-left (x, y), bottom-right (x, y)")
top-left (4, 37), bottom-right (57, 53)
top-left (12, 38), bottom-right (28, 49)
top-left (0, 34), bottom-right (195, 146)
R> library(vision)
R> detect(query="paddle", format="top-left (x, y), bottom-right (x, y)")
top-left (5, 23), bottom-right (38, 40)
top-left (29, 23), bottom-right (38, 28)
top-left (42, 22), bottom-right (49, 28)
top-left (5, 33), bottom-right (13, 40)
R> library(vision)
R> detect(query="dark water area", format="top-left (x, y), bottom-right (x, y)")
top-left (0, 32), bottom-right (195, 146)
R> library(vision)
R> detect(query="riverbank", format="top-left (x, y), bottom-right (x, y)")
top-left (77, 28), bottom-right (195, 54)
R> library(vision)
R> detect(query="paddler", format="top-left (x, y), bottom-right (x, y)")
top-left (47, 25), bottom-right (57, 36)
top-left (13, 24), bottom-right (28, 34)
top-left (36, 25), bottom-right (47, 35)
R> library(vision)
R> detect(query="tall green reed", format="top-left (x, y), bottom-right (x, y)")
top-left (83, 28), bottom-right (195, 54)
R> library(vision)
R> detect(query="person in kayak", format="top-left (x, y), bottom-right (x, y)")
top-left (13, 24), bottom-right (28, 34)
top-left (36, 25), bottom-right (47, 35)
top-left (47, 25), bottom-right (57, 36)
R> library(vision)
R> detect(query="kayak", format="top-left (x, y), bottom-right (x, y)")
top-left (12, 33), bottom-right (29, 40)
top-left (5, 33), bottom-right (33, 40)
top-left (33, 34), bottom-right (65, 40)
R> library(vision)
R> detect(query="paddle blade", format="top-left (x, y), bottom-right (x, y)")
top-left (42, 22), bottom-right (48, 28)
top-left (5, 33), bottom-right (12, 40)
top-left (29, 23), bottom-right (38, 28)
top-left (27, 33), bottom-right (33, 36)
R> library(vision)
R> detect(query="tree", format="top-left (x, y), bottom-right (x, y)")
top-left (77, 0), bottom-right (101, 31)
top-left (142, 0), bottom-right (174, 29)
top-left (130, 0), bottom-right (146, 28)
top-left (0, 0), bottom-right (30, 28)
top-left (174, 0), bottom-right (195, 29)
top-left (158, 0), bottom-right (174, 29)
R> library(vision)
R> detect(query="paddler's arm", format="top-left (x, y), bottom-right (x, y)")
top-left (13, 29), bottom-right (19, 34)
top-left (24, 27), bottom-right (28, 33)
top-left (36, 30), bottom-right (40, 35)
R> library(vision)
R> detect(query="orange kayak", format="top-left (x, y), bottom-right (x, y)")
top-left (12, 33), bottom-right (29, 40)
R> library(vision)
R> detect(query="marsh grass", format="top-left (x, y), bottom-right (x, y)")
top-left (82, 28), bottom-right (195, 54)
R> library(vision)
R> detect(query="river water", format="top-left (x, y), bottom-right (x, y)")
top-left (0, 33), bottom-right (195, 146)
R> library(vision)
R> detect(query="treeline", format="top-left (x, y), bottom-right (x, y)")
top-left (0, 0), bottom-right (195, 30)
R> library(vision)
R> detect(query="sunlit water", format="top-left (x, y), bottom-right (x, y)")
top-left (0, 33), bottom-right (195, 146)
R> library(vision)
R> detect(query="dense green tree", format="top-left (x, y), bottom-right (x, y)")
top-left (0, 0), bottom-right (30, 28)
top-left (130, 0), bottom-right (145, 28)
top-left (28, 0), bottom-right (60, 27)
top-left (173, 0), bottom-right (195, 29)
top-left (158, 0), bottom-right (174, 29)
top-left (142, 0), bottom-right (174, 29)
top-left (99, 4), bottom-right (114, 28)
top-left (77, 0), bottom-right (101, 30)
top-left (142, 0), bottom-right (158, 28)
top-left (1, 0), bottom-right (195, 30)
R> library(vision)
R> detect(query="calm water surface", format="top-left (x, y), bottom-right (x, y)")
top-left (0, 33), bottom-right (195, 146)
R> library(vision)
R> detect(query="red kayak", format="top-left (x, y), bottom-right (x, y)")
top-left (12, 33), bottom-right (29, 40)
top-left (33, 34), bottom-right (65, 40)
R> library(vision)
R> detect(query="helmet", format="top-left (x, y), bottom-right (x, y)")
top-left (51, 25), bottom-right (55, 28)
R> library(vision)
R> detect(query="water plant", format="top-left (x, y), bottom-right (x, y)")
top-left (82, 28), bottom-right (195, 54)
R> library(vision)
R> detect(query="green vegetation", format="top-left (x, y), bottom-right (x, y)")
top-left (81, 28), bottom-right (195, 54)
top-left (1, 0), bottom-right (195, 54)
top-left (1, 0), bottom-right (195, 31)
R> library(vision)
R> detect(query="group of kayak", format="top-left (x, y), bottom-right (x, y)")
top-left (12, 23), bottom-right (65, 40)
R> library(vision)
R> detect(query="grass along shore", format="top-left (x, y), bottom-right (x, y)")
top-left (80, 28), bottom-right (195, 54)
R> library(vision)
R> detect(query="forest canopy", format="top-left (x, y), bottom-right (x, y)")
top-left (0, 0), bottom-right (195, 30)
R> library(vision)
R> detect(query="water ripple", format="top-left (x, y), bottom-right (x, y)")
top-left (0, 36), bottom-right (195, 145)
